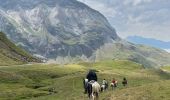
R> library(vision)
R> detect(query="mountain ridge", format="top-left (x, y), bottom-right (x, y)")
top-left (0, 0), bottom-right (170, 67)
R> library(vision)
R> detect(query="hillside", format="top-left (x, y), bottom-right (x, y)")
top-left (0, 32), bottom-right (40, 65)
top-left (0, 60), bottom-right (169, 100)
top-left (95, 41), bottom-right (170, 68)
top-left (162, 66), bottom-right (170, 73)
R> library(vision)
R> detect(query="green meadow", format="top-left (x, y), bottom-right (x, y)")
top-left (0, 60), bottom-right (170, 100)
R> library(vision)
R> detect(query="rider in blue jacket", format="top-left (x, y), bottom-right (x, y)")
top-left (86, 70), bottom-right (98, 82)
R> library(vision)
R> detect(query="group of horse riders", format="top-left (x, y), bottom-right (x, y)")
top-left (83, 70), bottom-right (128, 99)
top-left (101, 77), bottom-right (127, 91)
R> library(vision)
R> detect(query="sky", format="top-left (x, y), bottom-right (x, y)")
top-left (77, 0), bottom-right (170, 42)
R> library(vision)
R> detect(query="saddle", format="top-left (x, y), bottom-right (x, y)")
top-left (88, 80), bottom-right (95, 84)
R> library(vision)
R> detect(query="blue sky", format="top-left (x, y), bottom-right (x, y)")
top-left (78, 0), bottom-right (170, 42)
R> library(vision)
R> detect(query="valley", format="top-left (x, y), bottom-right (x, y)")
top-left (0, 0), bottom-right (170, 100)
top-left (0, 60), bottom-right (169, 100)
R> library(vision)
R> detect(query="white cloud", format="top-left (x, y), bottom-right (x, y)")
top-left (164, 49), bottom-right (170, 53)
top-left (124, 0), bottom-right (152, 6)
top-left (78, 0), bottom-right (117, 18)
top-left (78, 0), bottom-right (170, 42)
top-left (118, 8), bottom-right (170, 41)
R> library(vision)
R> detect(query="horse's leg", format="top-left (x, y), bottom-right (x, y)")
top-left (85, 85), bottom-right (88, 94)
top-left (92, 92), bottom-right (96, 100)
top-left (112, 85), bottom-right (114, 90)
top-left (88, 92), bottom-right (90, 99)
top-left (96, 92), bottom-right (99, 100)
top-left (88, 83), bottom-right (93, 99)
top-left (92, 92), bottom-right (95, 100)
top-left (101, 87), bottom-right (103, 92)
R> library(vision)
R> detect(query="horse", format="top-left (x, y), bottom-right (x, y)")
top-left (101, 82), bottom-right (108, 92)
top-left (91, 81), bottom-right (101, 100)
top-left (122, 81), bottom-right (127, 86)
top-left (83, 78), bottom-right (89, 93)
top-left (84, 79), bottom-right (101, 100)
top-left (110, 81), bottom-right (118, 90)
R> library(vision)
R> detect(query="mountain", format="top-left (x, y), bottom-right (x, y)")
top-left (126, 36), bottom-right (170, 50)
top-left (0, 0), bottom-right (170, 67)
top-left (0, 0), bottom-right (119, 60)
top-left (0, 32), bottom-right (40, 65)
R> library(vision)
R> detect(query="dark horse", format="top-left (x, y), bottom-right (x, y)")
top-left (122, 77), bottom-right (128, 86)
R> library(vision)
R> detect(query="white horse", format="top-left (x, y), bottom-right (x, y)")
top-left (110, 81), bottom-right (118, 90)
top-left (101, 83), bottom-right (108, 92)
top-left (84, 80), bottom-right (101, 100)
top-left (91, 81), bottom-right (101, 100)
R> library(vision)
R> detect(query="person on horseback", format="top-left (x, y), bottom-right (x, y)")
top-left (86, 70), bottom-right (98, 82)
top-left (101, 79), bottom-right (108, 92)
top-left (86, 70), bottom-right (99, 98)
top-left (112, 78), bottom-right (117, 87)
top-left (122, 77), bottom-right (128, 86)
top-left (111, 78), bottom-right (118, 90)
top-left (102, 79), bottom-right (107, 85)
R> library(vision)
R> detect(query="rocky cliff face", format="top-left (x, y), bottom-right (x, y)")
top-left (0, 0), bottom-right (119, 61)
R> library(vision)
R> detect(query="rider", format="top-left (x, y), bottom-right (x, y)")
top-left (102, 79), bottom-right (107, 85)
top-left (86, 70), bottom-right (98, 98)
top-left (112, 78), bottom-right (118, 87)
top-left (86, 70), bottom-right (98, 82)
top-left (122, 77), bottom-right (128, 86)
top-left (102, 79), bottom-right (108, 90)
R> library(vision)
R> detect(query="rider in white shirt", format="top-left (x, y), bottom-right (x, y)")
top-left (102, 79), bottom-right (107, 85)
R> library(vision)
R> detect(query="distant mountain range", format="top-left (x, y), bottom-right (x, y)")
top-left (126, 36), bottom-right (170, 52)
top-left (0, 0), bottom-right (170, 68)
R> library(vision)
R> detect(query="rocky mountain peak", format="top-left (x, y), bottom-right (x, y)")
top-left (0, 0), bottom-right (119, 61)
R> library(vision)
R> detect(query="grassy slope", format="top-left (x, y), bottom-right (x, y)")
top-left (161, 66), bottom-right (170, 74)
top-left (0, 32), bottom-right (39, 65)
top-left (162, 66), bottom-right (170, 71)
top-left (0, 60), bottom-right (170, 100)
top-left (95, 42), bottom-right (170, 68)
